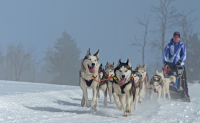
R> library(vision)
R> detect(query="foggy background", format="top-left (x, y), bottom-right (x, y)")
top-left (0, 0), bottom-right (199, 86)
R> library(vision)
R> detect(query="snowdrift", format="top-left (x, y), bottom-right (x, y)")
top-left (0, 80), bottom-right (199, 123)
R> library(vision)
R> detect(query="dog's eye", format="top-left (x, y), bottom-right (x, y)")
top-left (125, 70), bottom-right (128, 72)
top-left (95, 60), bottom-right (97, 62)
top-left (88, 59), bottom-right (91, 61)
top-left (119, 70), bottom-right (122, 72)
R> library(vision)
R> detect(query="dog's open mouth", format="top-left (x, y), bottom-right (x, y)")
top-left (154, 90), bottom-right (158, 93)
top-left (119, 78), bottom-right (126, 86)
top-left (88, 65), bottom-right (95, 73)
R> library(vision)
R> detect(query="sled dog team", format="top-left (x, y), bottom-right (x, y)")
top-left (79, 49), bottom-right (176, 117)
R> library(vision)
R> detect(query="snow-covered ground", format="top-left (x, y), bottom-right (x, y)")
top-left (0, 80), bottom-right (200, 123)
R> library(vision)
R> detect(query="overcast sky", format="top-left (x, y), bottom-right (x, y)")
top-left (0, 0), bottom-right (199, 67)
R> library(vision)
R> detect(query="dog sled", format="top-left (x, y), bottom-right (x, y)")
top-left (163, 63), bottom-right (190, 102)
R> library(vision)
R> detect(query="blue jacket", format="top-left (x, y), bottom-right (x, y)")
top-left (163, 38), bottom-right (186, 65)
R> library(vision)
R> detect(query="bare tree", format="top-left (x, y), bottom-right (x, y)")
top-left (132, 15), bottom-right (150, 64)
top-left (6, 44), bottom-right (34, 81)
top-left (151, 0), bottom-right (179, 57)
top-left (174, 10), bottom-right (198, 82)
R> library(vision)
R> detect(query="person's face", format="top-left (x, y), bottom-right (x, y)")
top-left (173, 35), bottom-right (180, 43)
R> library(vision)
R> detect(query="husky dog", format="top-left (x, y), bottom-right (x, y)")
top-left (149, 74), bottom-right (163, 100)
top-left (132, 71), bottom-right (142, 109)
top-left (135, 64), bottom-right (149, 103)
top-left (156, 70), bottom-right (176, 100)
top-left (79, 48), bottom-right (100, 110)
top-left (112, 59), bottom-right (135, 117)
top-left (105, 62), bottom-right (115, 104)
top-left (98, 64), bottom-right (108, 106)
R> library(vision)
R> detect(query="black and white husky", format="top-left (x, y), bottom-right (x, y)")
top-left (112, 59), bottom-right (135, 117)
top-left (98, 64), bottom-right (108, 107)
top-left (79, 48), bottom-right (100, 110)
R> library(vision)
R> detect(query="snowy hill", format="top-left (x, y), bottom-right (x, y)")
top-left (0, 80), bottom-right (200, 123)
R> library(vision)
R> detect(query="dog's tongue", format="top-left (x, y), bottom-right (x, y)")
top-left (119, 79), bottom-right (125, 86)
top-left (89, 68), bottom-right (95, 73)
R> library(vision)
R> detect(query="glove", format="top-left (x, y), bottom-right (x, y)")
top-left (164, 61), bottom-right (169, 65)
top-left (176, 60), bottom-right (182, 66)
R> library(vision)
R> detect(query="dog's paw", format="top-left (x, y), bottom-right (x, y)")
top-left (92, 107), bottom-right (97, 112)
top-left (91, 100), bottom-right (96, 107)
top-left (96, 102), bottom-right (99, 108)
top-left (123, 114), bottom-right (127, 117)
top-left (135, 105), bottom-right (138, 110)
top-left (81, 100), bottom-right (85, 107)
top-left (117, 105), bottom-right (122, 110)
top-left (86, 102), bottom-right (91, 108)
top-left (125, 110), bottom-right (130, 113)
top-left (98, 93), bottom-right (100, 98)
top-left (109, 99), bottom-right (114, 104)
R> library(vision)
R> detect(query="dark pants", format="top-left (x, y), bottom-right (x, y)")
top-left (168, 65), bottom-right (189, 96)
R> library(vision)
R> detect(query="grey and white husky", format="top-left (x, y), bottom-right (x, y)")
top-left (135, 64), bottom-right (150, 102)
top-left (132, 70), bottom-right (142, 109)
top-left (149, 72), bottom-right (164, 100)
top-left (150, 70), bottom-right (176, 100)
top-left (112, 59), bottom-right (135, 117)
top-left (79, 48), bottom-right (100, 110)
top-left (105, 62), bottom-right (115, 104)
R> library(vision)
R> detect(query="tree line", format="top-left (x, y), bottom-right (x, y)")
top-left (0, 0), bottom-right (199, 85)
top-left (0, 31), bottom-right (81, 86)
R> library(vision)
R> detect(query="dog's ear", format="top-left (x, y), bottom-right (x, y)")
top-left (113, 62), bottom-right (114, 66)
top-left (117, 59), bottom-right (121, 66)
top-left (126, 59), bottom-right (132, 67)
top-left (156, 70), bottom-right (158, 74)
top-left (100, 63), bottom-right (102, 67)
top-left (106, 62), bottom-right (109, 66)
top-left (126, 59), bottom-right (129, 65)
top-left (143, 64), bottom-right (146, 68)
top-left (94, 50), bottom-right (99, 59)
top-left (86, 48), bottom-right (91, 56)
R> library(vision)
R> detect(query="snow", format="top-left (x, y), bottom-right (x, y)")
top-left (0, 80), bottom-right (200, 123)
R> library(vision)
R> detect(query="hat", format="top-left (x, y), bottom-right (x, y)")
top-left (173, 32), bottom-right (180, 37)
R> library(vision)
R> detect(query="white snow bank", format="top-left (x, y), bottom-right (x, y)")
top-left (0, 80), bottom-right (199, 123)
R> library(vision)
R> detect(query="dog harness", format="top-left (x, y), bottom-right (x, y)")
top-left (113, 76), bottom-right (134, 94)
top-left (83, 79), bottom-right (93, 87)
top-left (134, 79), bottom-right (141, 88)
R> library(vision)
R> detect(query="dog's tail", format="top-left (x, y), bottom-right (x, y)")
top-left (169, 76), bottom-right (176, 83)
